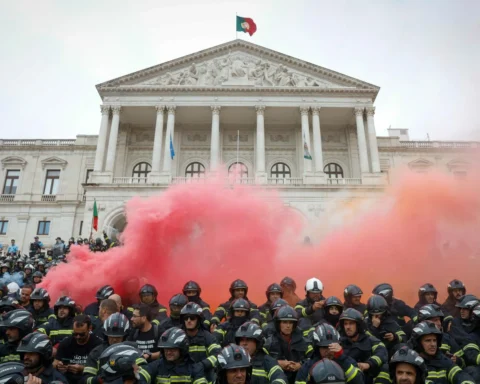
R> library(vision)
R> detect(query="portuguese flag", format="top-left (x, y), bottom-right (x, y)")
top-left (236, 16), bottom-right (257, 36)
top-left (92, 199), bottom-right (98, 231)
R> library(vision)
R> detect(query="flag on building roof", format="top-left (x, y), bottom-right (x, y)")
top-left (236, 16), bottom-right (257, 36)
top-left (92, 199), bottom-right (98, 231)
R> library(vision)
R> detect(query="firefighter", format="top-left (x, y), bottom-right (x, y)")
top-left (372, 283), bottom-right (418, 326)
top-left (84, 285), bottom-right (115, 318)
top-left (295, 278), bottom-right (326, 329)
top-left (37, 296), bottom-right (77, 347)
top-left (182, 281), bottom-right (212, 327)
top-left (415, 283), bottom-right (438, 310)
top-left (128, 284), bottom-right (168, 325)
top-left (343, 284), bottom-right (366, 315)
top-left (28, 288), bottom-right (55, 324)
top-left (0, 309), bottom-right (34, 362)
top-left (214, 298), bottom-right (253, 347)
top-left (259, 284), bottom-right (284, 326)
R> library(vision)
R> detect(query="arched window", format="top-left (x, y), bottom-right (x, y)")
top-left (132, 162), bottom-right (151, 178)
top-left (185, 162), bottom-right (205, 178)
top-left (271, 162), bottom-right (291, 178)
top-left (228, 162), bottom-right (248, 178)
top-left (324, 163), bottom-right (344, 179)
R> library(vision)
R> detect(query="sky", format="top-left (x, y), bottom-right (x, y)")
top-left (0, 0), bottom-right (479, 140)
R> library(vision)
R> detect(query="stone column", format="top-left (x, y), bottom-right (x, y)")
top-left (300, 106), bottom-right (312, 173)
top-left (354, 107), bottom-right (369, 173)
top-left (366, 107), bottom-right (381, 173)
top-left (93, 105), bottom-right (110, 172)
top-left (105, 106), bottom-right (121, 173)
top-left (162, 105), bottom-right (176, 173)
top-left (255, 106), bottom-right (266, 183)
top-left (210, 106), bottom-right (221, 171)
top-left (311, 106), bottom-right (324, 173)
top-left (151, 105), bottom-right (165, 173)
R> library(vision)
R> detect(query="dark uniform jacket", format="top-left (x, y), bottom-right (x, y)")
top-left (37, 364), bottom-right (69, 383)
top-left (0, 341), bottom-right (21, 363)
top-left (250, 350), bottom-right (288, 384)
top-left (211, 298), bottom-right (260, 325)
top-left (185, 328), bottom-right (221, 371)
top-left (37, 316), bottom-right (75, 346)
top-left (294, 297), bottom-right (325, 330)
top-left (127, 301), bottom-right (168, 325)
top-left (365, 315), bottom-right (406, 357)
top-left (423, 352), bottom-right (475, 384)
top-left (139, 355), bottom-right (208, 384)
top-left (27, 305), bottom-right (55, 324)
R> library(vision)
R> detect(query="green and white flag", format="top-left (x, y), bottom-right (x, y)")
top-left (303, 134), bottom-right (312, 160)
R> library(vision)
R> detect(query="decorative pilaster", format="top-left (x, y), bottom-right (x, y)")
top-left (311, 107), bottom-right (324, 174)
top-left (151, 105), bottom-right (165, 174)
top-left (300, 106), bottom-right (312, 174)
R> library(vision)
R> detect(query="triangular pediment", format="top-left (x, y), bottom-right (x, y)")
top-left (447, 159), bottom-right (470, 170)
top-left (41, 156), bottom-right (68, 170)
top-left (1, 156), bottom-right (27, 170)
top-left (97, 40), bottom-right (379, 96)
top-left (408, 158), bottom-right (434, 169)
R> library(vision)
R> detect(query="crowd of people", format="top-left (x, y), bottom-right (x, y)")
top-left (0, 239), bottom-right (479, 384)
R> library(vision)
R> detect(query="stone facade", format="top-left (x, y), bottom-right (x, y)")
top-left (0, 40), bottom-right (478, 251)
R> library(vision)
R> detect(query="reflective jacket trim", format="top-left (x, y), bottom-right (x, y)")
top-left (294, 304), bottom-right (308, 317)
top-left (207, 343), bottom-right (221, 354)
top-left (370, 355), bottom-right (383, 366)
top-left (83, 367), bottom-right (98, 375)
top-left (139, 367), bottom-right (151, 384)
top-left (0, 355), bottom-right (20, 363)
top-left (268, 365), bottom-right (282, 380)
top-left (344, 365), bottom-right (359, 382)
top-left (374, 372), bottom-right (391, 382)
top-left (206, 355), bottom-right (217, 366)
top-left (189, 346), bottom-right (207, 353)
top-left (372, 342), bottom-right (386, 352)
top-left (448, 366), bottom-right (461, 383)
top-left (427, 370), bottom-right (446, 380)
top-left (252, 369), bottom-right (267, 378)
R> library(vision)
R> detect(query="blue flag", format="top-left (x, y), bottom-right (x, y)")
top-left (170, 133), bottom-right (175, 159)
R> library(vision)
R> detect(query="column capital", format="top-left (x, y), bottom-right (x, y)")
top-left (255, 105), bottom-right (265, 115)
top-left (366, 106), bottom-right (375, 116)
top-left (211, 105), bottom-right (221, 115)
top-left (311, 106), bottom-right (321, 116)
top-left (100, 105), bottom-right (110, 115)
top-left (300, 106), bottom-right (310, 116)
top-left (155, 105), bottom-right (165, 114)
top-left (111, 105), bottom-right (122, 115)
top-left (354, 107), bottom-right (364, 116)
top-left (166, 105), bottom-right (176, 115)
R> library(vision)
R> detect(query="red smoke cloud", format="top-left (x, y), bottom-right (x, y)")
top-left (42, 169), bottom-right (480, 311)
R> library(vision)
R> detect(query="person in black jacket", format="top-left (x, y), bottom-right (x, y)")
top-left (263, 299), bottom-right (289, 338)
top-left (83, 285), bottom-right (114, 318)
top-left (343, 284), bottom-right (366, 315)
top-left (37, 295), bottom-right (76, 348)
top-left (414, 283), bottom-right (438, 310)
top-left (264, 305), bottom-right (313, 384)
top-left (383, 346), bottom-right (428, 384)
top-left (0, 309), bottom-right (34, 363)
top-left (214, 298), bottom-right (254, 347)
top-left (158, 294), bottom-right (188, 334)
top-left (258, 283), bottom-right (284, 326)
top-left (216, 344), bottom-right (252, 384)
top-left (440, 279), bottom-right (466, 322)
top-left (28, 288), bottom-right (55, 324)
top-left (127, 284), bottom-right (168, 325)
top-left (182, 281), bottom-right (212, 328)
top-left (295, 278), bottom-right (326, 330)
top-left (18, 333), bottom-right (68, 383)
top-left (235, 321), bottom-right (288, 384)
top-left (372, 283), bottom-right (418, 326)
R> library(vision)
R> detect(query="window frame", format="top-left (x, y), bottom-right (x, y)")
top-left (132, 162), bottom-right (151, 179)
top-left (85, 169), bottom-right (93, 183)
top-left (228, 162), bottom-right (249, 178)
top-left (185, 162), bottom-right (206, 178)
top-left (2, 169), bottom-right (20, 195)
top-left (0, 220), bottom-right (8, 235)
top-left (37, 221), bottom-right (51, 236)
top-left (43, 169), bottom-right (61, 195)
top-left (270, 162), bottom-right (291, 179)
top-left (324, 163), bottom-right (344, 179)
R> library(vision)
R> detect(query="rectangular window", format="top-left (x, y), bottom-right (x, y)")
top-left (3, 170), bottom-right (20, 195)
top-left (85, 169), bottom-right (93, 183)
top-left (37, 221), bottom-right (50, 236)
top-left (0, 220), bottom-right (8, 235)
top-left (43, 170), bottom-right (60, 195)
top-left (79, 221), bottom-right (83, 236)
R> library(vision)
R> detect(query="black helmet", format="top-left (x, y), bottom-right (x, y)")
top-left (389, 346), bottom-right (427, 384)
top-left (99, 343), bottom-right (144, 382)
top-left (32, 271), bottom-right (43, 279)
top-left (411, 321), bottom-right (442, 351)
top-left (54, 296), bottom-right (76, 317)
top-left (372, 283), bottom-right (393, 303)
top-left (169, 294), bottom-right (188, 308)
top-left (77, 238), bottom-right (83, 244)
top-left (455, 294), bottom-right (479, 309)
top-left (139, 284), bottom-right (157, 298)
top-left (182, 281), bottom-right (201, 295)
top-left (217, 344), bottom-right (251, 371)
top-left (96, 285), bottom-right (114, 300)
top-left (325, 296), bottom-right (344, 311)
top-left (230, 298), bottom-right (250, 317)
top-left (0, 296), bottom-right (20, 313)
top-left (103, 313), bottom-right (130, 338)
top-left (274, 305), bottom-right (298, 331)
top-left (280, 276), bottom-right (296, 291)
top-left (235, 321), bottom-right (264, 350)
top-left (95, 238), bottom-right (102, 245)
top-left (180, 302), bottom-right (204, 322)
top-left (270, 298), bottom-right (288, 314)
top-left (367, 295), bottom-right (388, 315)
top-left (339, 308), bottom-right (365, 334)
top-left (418, 283), bottom-right (438, 301)
top-left (0, 362), bottom-right (25, 384)
top-left (17, 333), bottom-right (53, 361)
top-left (1, 309), bottom-right (34, 334)
top-left (309, 359), bottom-right (345, 384)
top-left (312, 323), bottom-right (341, 348)
top-left (343, 284), bottom-right (363, 301)
top-left (447, 279), bottom-right (466, 295)
top-left (229, 279), bottom-right (248, 297)
top-left (265, 283), bottom-right (283, 300)
top-left (158, 327), bottom-right (189, 356)
top-left (30, 288), bottom-right (50, 304)
top-left (418, 304), bottom-right (444, 323)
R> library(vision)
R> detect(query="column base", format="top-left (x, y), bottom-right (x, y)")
top-left (89, 171), bottom-right (113, 184)
top-left (148, 172), bottom-right (171, 185)
top-left (255, 172), bottom-right (268, 184)
top-left (361, 173), bottom-right (387, 185)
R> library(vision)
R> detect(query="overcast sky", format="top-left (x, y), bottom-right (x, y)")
top-left (1, 0), bottom-right (479, 140)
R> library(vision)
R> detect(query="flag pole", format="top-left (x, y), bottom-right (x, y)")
top-left (236, 130), bottom-right (240, 182)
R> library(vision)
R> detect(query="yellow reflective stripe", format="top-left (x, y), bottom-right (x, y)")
top-left (203, 307), bottom-right (210, 312)
top-left (260, 312), bottom-right (267, 319)
top-left (214, 329), bottom-right (226, 336)
top-left (217, 307), bottom-right (226, 315)
top-left (448, 366), bottom-right (461, 382)
top-left (268, 365), bottom-right (282, 380)
top-left (396, 330), bottom-right (405, 341)
top-left (83, 367), bottom-right (98, 375)
top-left (87, 377), bottom-right (94, 384)
top-left (303, 328), bottom-right (313, 337)
top-left (412, 316), bottom-right (418, 322)
top-left (440, 343), bottom-right (451, 352)
top-left (374, 372), bottom-right (392, 382)
top-left (136, 357), bottom-right (147, 365)
top-left (37, 328), bottom-right (47, 334)
top-left (252, 369), bottom-right (268, 378)
top-left (0, 355), bottom-right (20, 362)
top-left (455, 349), bottom-right (465, 357)
top-left (207, 355), bottom-right (217, 366)
top-left (158, 308), bottom-right (167, 313)
top-left (127, 307), bottom-right (134, 312)
top-left (207, 343), bottom-right (220, 354)
top-left (251, 318), bottom-right (260, 324)
top-left (464, 343), bottom-right (480, 351)
top-left (371, 355), bottom-right (382, 366)
top-left (50, 329), bottom-right (73, 336)
top-left (427, 370), bottom-right (447, 379)
top-left (193, 379), bottom-right (207, 384)
top-left (295, 381), bottom-right (307, 384)
top-left (476, 354), bottom-right (480, 365)
top-left (48, 314), bottom-right (56, 319)
top-left (139, 368), bottom-right (151, 384)
top-left (273, 380), bottom-right (287, 384)
top-left (152, 319), bottom-right (160, 325)
top-left (211, 317), bottom-right (221, 323)
top-left (306, 345), bottom-right (313, 355)
top-left (372, 343), bottom-right (381, 352)
top-left (189, 346), bottom-right (207, 353)
top-left (203, 320), bottom-right (211, 326)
